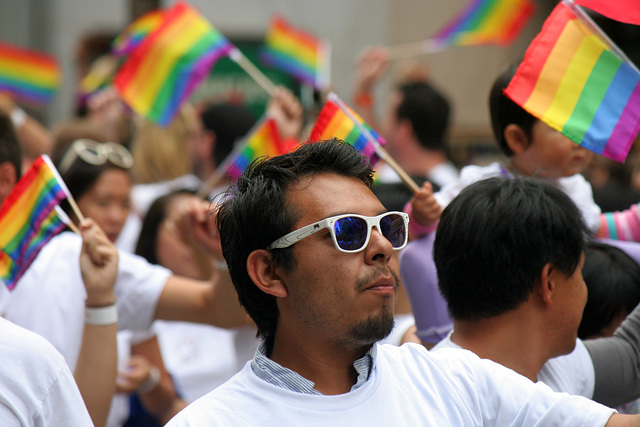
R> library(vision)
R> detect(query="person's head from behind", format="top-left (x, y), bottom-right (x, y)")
top-left (489, 63), bottom-right (593, 179)
top-left (216, 139), bottom-right (406, 354)
top-left (56, 139), bottom-right (133, 242)
top-left (383, 81), bottom-right (450, 155)
top-left (579, 241), bottom-right (640, 339)
top-left (434, 177), bottom-right (588, 352)
top-left (130, 105), bottom-right (197, 184)
top-left (200, 101), bottom-right (257, 170)
top-left (135, 189), bottom-right (203, 279)
top-left (0, 112), bottom-right (22, 204)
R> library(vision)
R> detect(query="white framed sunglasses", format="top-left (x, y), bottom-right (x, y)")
top-left (267, 211), bottom-right (409, 254)
top-left (58, 139), bottom-right (134, 174)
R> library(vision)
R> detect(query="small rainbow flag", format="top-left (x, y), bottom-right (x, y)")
top-left (260, 16), bottom-right (330, 89)
top-left (433, 0), bottom-right (535, 47)
top-left (114, 1), bottom-right (233, 126)
top-left (0, 155), bottom-right (69, 290)
top-left (112, 9), bottom-right (166, 57)
top-left (78, 54), bottom-right (119, 100)
top-left (504, 2), bottom-right (640, 163)
top-left (575, 0), bottom-right (640, 26)
top-left (222, 116), bottom-right (294, 180)
top-left (309, 92), bottom-right (386, 165)
top-left (0, 43), bottom-right (60, 104)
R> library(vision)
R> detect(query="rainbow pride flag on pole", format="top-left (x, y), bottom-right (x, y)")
top-left (0, 155), bottom-right (70, 290)
top-left (309, 92), bottom-right (386, 165)
top-left (112, 9), bottom-right (166, 57)
top-left (433, 0), bottom-right (535, 47)
top-left (0, 43), bottom-right (60, 104)
top-left (114, 1), bottom-right (233, 126)
top-left (504, 1), bottom-right (640, 163)
top-left (260, 16), bottom-right (330, 89)
top-left (220, 115), bottom-right (295, 180)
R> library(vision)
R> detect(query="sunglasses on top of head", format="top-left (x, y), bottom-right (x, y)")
top-left (267, 211), bottom-right (409, 254)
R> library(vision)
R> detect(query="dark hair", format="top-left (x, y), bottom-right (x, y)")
top-left (216, 139), bottom-right (374, 351)
top-left (579, 241), bottom-right (640, 339)
top-left (489, 63), bottom-right (538, 157)
top-left (395, 81), bottom-right (451, 152)
top-left (135, 189), bottom-right (196, 265)
top-left (0, 112), bottom-right (22, 178)
top-left (200, 102), bottom-right (257, 166)
top-left (434, 177), bottom-right (588, 321)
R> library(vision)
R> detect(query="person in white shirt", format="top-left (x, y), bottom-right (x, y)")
top-left (166, 140), bottom-right (635, 426)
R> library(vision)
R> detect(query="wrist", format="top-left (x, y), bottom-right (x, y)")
top-left (137, 365), bottom-right (161, 394)
top-left (84, 304), bottom-right (118, 326)
top-left (85, 293), bottom-right (117, 308)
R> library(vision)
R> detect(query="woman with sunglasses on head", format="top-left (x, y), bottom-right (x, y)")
top-left (3, 139), bottom-right (246, 426)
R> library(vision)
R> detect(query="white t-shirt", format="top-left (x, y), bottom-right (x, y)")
top-left (3, 231), bottom-right (170, 370)
top-left (434, 162), bottom-right (601, 232)
top-left (154, 321), bottom-right (259, 403)
top-left (433, 333), bottom-right (596, 398)
top-left (0, 317), bottom-right (93, 426)
top-left (166, 343), bottom-right (614, 426)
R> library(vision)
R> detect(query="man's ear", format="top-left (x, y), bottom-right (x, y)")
top-left (246, 249), bottom-right (288, 298)
top-left (201, 130), bottom-right (216, 160)
top-left (504, 124), bottom-right (531, 154)
top-left (0, 162), bottom-right (17, 204)
top-left (536, 262), bottom-right (556, 307)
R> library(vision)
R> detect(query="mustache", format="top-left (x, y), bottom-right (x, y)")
top-left (356, 267), bottom-right (401, 292)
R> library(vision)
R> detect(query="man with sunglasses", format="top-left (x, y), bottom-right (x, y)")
top-left (167, 139), bottom-right (637, 426)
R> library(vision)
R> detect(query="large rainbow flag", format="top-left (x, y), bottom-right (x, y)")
top-left (504, 2), bottom-right (640, 163)
top-left (575, 0), bottom-right (640, 26)
top-left (112, 8), bottom-right (166, 57)
top-left (222, 116), bottom-right (296, 180)
top-left (0, 43), bottom-right (60, 104)
top-left (0, 155), bottom-right (69, 290)
top-left (114, 1), bottom-right (233, 126)
top-left (309, 93), bottom-right (386, 165)
top-left (433, 0), bottom-right (535, 47)
top-left (260, 16), bottom-right (330, 89)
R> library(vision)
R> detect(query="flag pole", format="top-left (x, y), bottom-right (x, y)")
top-left (329, 93), bottom-right (421, 194)
top-left (54, 206), bottom-right (81, 235)
top-left (385, 39), bottom-right (448, 60)
top-left (228, 48), bottom-right (277, 96)
top-left (564, 0), bottom-right (640, 74)
top-left (42, 155), bottom-right (86, 222)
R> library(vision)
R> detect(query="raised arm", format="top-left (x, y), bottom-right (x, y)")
top-left (75, 219), bottom-right (119, 427)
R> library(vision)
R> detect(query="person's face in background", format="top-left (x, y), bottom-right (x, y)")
top-left (77, 168), bottom-right (131, 242)
top-left (156, 193), bottom-right (203, 279)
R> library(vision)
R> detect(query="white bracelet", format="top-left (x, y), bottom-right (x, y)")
top-left (84, 305), bottom-right (118, 326)
top-left (214, 259), bottom-right (229, 271)
top-left (9, 108), bottom-right (27, 129)
top-left (137, 365), bottom-right (161, 394)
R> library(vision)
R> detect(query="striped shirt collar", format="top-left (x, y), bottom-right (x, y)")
top-left (251, 341), bottom-right (377, 395)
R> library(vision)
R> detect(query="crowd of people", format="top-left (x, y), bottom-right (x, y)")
top-left (3, 21), bottom-right (640, 426)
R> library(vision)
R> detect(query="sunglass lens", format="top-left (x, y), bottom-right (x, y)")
top-left (334, 216), bottom-right (368, 251)
top-left (380, 214), bottom-right (406, 248)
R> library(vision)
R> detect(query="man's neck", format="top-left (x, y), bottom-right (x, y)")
top-left (394, 144), bottom-right (448, 179)
top-left (269, 328), bottom-right (371, 395)
top-left (450, 310), bottom-right (551, 382)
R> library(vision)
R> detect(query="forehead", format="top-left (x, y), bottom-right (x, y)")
top-left (286, 173), bottom-right (384, 224)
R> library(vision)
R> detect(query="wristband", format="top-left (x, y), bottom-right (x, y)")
top-left (84, 304), bottom-right (118, 326)
top-left (214, 259), bottom-right (229, 271)
top-left (10, 108), bottom-right (27, 129)
top-left (137, 365), bottom-right (161, 394)
top-left (354, 92), bottom-right (374, 108)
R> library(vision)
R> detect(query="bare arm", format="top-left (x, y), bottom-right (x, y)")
top-left (74, 219), bottom-right (119, 427)
top-left (606, 413), bottom-right (640, 426)
top-left (352, 46), bottom-right (389, 129)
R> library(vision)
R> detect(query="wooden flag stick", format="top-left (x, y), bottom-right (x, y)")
top-left (385, 39), bottom-right (447, 61)
top-left (42, 155), bottom-right (86, 222)
top-left (54, 206), bottom-right (81, 235)
top-left (228, 48), bottom-right (277, 96)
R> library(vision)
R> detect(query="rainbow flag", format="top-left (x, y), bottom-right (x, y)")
top-left (260, 16), bottom-right (329, 89)
top-left (112, 9), bottom-right (166, 57)
top-left (0, 156), bottom-right (69, 290)
top-left (114, 1), bottom-right (233, 126)
top-left (78, 55), bottom-right (119, 100)
top-left (222, 116), bottom-right (294, 180)
top-left (575, 0), bottom-right (640, 26)
top-left (433, 0), bottom-right (535, 47)
top-left (504, 2), bottom-right (640, 163)
top-left (309, 92), bottom-right (385, 165)
top-left (0, 43), bottom-right (60, 104)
